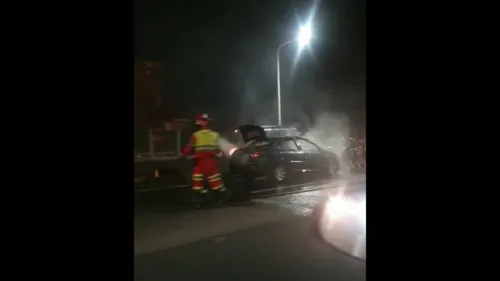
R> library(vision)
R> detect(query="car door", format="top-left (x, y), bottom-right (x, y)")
top-left (278, 138), bottom-right (304, 173)
top-left (294, 137), bottom-right (327, 172)
top-left (259, 139), bottom-right (282, 174)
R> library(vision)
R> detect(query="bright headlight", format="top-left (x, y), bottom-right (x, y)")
top-left (357, 200), bottom-right (366, 225)
top-left (324, 196), bottom-right (365, 223)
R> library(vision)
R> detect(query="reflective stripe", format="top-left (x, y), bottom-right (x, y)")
top-left (192, 174), bottom-right (204, 181)
top-left (207, 174), bottom-right (220, 180)
top-left (209, 178), bottom-right (220, 182)
top-left (194, 145), bottom-right (216, 148)
top-left (193, 186), bottom-right (204, 191)
top-left (194, 145), bottom-right (217, 152)
top-left (212, 184), bottom-right (224, 190)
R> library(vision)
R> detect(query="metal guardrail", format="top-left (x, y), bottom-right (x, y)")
top-left (134, 153), bottom-right (195, 162)
top-left (135, 152), bottom-right (228, 162)
top-left (136, 152), bottom-right (176, 157)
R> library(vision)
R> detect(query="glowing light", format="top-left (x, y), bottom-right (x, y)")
top-left (298, 24), bottom-right (312, 48)
top-left (324, 195), bottom-right (365, 223)
top-left (357, 200), bottom-right (366, 222)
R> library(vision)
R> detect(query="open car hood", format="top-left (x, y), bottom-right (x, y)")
top-left (237, 125), bottom-right (268, 144)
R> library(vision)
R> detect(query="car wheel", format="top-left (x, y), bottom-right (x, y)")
top-left (274, 165), bottom-right (287, 182)
top-left (268, 164), bottom-right (287, 186)
top-left (270, 164), bottom-right (288, 194)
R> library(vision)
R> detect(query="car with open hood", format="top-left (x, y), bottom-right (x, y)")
top-left (229, 124), bottom-right (340, 186)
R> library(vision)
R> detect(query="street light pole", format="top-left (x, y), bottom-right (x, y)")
top-left (276, 24), bottom-right (312, 126)
top-left (276, 40), bottom-right (294, 126)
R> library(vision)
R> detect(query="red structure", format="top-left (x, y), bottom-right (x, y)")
top-left (134, 59), bottom-right (191, 154)
top-left (135, 60), bottom-right (168, 123)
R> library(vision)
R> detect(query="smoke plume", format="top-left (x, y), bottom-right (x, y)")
top-left (218, 137), bottom-right (239, 157)
top-left (303, 112), bottom-right (352, 174)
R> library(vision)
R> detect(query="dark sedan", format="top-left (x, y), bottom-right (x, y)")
top-left (229, 125), bottom-right (340, 186)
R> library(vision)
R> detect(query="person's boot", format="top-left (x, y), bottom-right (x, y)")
top-left (194, 189), bottom-right (208, 209)
top-left (213, 187), bottom-right (227, 207)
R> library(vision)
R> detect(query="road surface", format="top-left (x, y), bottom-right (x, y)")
top-left (134, 175), bottom-right (366, 281)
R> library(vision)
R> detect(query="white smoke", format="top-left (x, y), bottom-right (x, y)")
top-left (218, 137), bottom-right (239, 157)
top-left (303, 112), bottom-right (352, 174)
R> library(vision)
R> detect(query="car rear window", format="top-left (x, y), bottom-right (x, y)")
top-left (268, 140), bottom-right (281, 151)
top-left (265, 128), bottom-right (297, 137)
top-left (295, 139), bottom-right (320, 152)
top-left (280, 139), bottom-right (298, 151)
top-left (265, 130), bottom-right (286, 137)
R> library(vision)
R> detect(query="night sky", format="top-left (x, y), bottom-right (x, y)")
top-left (134, 0), bottom-right (365, 128)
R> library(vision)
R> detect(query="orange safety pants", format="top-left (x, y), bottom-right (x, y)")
top-left (192, 157), bottom-right (224, 192)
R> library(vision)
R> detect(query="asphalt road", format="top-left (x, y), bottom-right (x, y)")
top-left (134, 175), bottom-right (366, 281)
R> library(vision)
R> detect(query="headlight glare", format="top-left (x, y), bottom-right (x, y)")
top-left (324, 196), bottom-right (365, 223)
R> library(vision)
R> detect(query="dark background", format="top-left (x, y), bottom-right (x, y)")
top-left (6, 1), bottom-right (479, 279)
top-left (134, 0), bottom-right (365, 129)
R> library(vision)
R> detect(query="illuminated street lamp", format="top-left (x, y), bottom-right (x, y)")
top-left (276, 24), bottom-right (312, 126)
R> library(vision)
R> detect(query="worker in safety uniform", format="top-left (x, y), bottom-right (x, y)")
top-left (181, 114), bottom-right (226, 206)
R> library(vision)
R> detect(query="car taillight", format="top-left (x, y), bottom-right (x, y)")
top-left (250, 152), bottom-right (264, 158)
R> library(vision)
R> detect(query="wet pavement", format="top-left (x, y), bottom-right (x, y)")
top-left (256, 179), bottom-right (366, 216)
top-left (134, 174), bottom-right (366, 281)
top-left (135, 216), bottom-right (366, 281)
